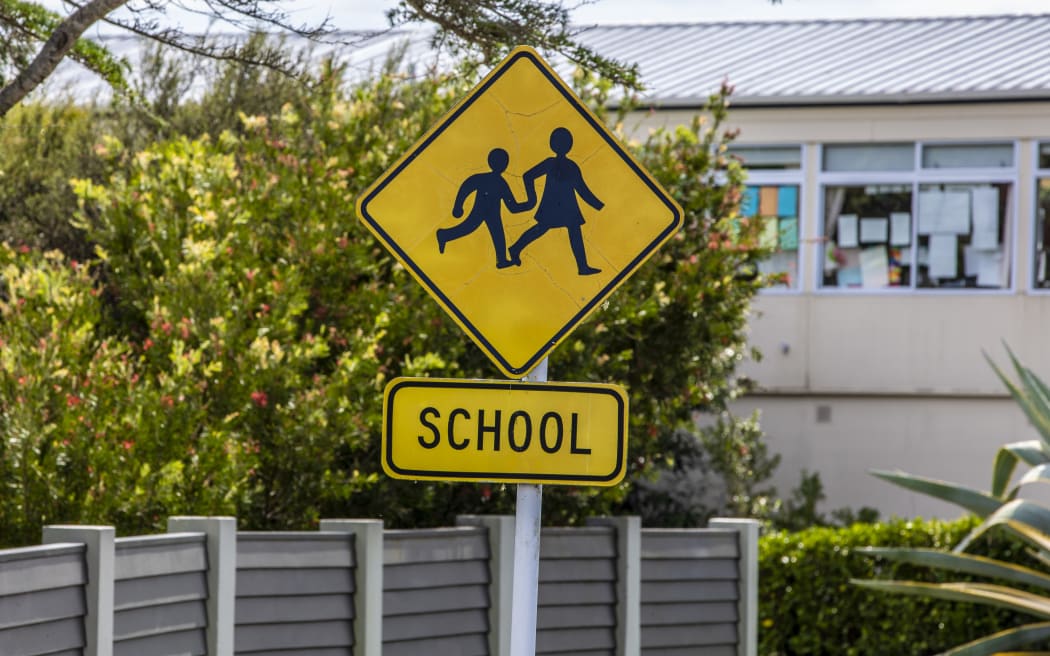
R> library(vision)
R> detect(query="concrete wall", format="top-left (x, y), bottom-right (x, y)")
top-left (630, 101), bottom-right (1050, 518)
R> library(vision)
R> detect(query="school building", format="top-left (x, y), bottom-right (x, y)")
top-left (575, 14), bottom-right (1050, 518)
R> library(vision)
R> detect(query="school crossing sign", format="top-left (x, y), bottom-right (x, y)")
top-left (357, 46), bottom-right (683, 378)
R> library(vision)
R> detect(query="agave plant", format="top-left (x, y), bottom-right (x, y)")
top-left (855, 348), bottom-right (1050, 655)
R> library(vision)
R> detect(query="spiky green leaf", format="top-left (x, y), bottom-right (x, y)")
top-left (861, 547), bottom-right (1050, 592)
top-left (871, 469), bottom-right (1002, 518)
top-left (852, 580), bottom-right (1050, 618)
top-left (956, 500), bottom-right (1050, 553)
top-left (987, 349), bottom-right (1050, 447)
top-left (1018, 464), bottom-right (1050, 489)
top-left (1007, 344), bottom-right (1050, 420)
top-left (994, 441), bottom-right (1050, 497)
top-left (941, 621), bottom-right (1050, 655)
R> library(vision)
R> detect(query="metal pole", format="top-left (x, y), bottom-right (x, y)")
top-left (509, 357), bottom-right (548, 656)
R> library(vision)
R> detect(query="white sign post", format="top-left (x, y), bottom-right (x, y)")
top-left (509, 358), bottom-right (548, 656)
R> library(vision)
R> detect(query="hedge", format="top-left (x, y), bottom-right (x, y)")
top-left (759, 517), bottom-right (1037, 655)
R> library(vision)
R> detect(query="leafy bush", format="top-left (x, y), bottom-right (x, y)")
top-left (0, 102), bottom-right (107, 259)
top-left (0, 52), bottom-right (774, 542)
top-left (627, 412), bottom-right (782, 526)
top-left (760, 518), bottom-right (1032, 656)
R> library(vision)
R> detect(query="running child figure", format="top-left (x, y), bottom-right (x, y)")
top-left (437, 147), bottom-right (532, 269)
top-left (509, 127), bottom-right (604, 275)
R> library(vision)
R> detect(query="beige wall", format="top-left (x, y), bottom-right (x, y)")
top-left (630, 101), bottom-right (1050, 519)
top-left (730, 394), bottom-right (1041, 519)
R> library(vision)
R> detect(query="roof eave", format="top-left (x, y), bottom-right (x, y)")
top-left (625, 90), bottom-right (1050, 110)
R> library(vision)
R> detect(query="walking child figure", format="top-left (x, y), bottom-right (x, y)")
top-left (437, 147), bottom-right (532, 269)
top-left (509, 127), bottom-right (604, 275)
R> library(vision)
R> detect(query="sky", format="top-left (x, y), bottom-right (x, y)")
top-left (38, 0), bottom-right (1050, 37)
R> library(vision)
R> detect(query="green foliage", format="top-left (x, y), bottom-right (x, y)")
top-left (0, 102), bottom-right (107, 258)
top-left (760, 518), bottom-right (1033, 656)
top-left (0, 52), bottom-right (772, 542)
top-left (627, 413), bottom-right (781, 527)
top-left (859, 351), bottom-right (1050, 654)
top-left (771, 470), bottom-right (880, 532)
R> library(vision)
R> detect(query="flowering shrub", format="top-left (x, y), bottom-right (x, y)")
top-left (0, 63), bottom-right (766, 543)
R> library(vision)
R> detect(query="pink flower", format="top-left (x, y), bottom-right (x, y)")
top-left (250, 390), bottom-right (268, 407)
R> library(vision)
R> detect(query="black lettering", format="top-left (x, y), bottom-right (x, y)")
top-left (448, 408), bottom-right (470, 450)
top-left (569, 413), bottom-right (590, 454)
top-left (477, 409), bottom-right (501, 451)
top-left (540, 412), bottom-right (563, 454)
top-left (418, 407), bottom-right (441, 448)
top-left (509, 411), bottom-right (531, 452)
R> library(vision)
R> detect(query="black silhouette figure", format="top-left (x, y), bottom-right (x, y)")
top-left (509, 127), bottom-right (604, 275)
top-left (437, 148), bottom-right (532, 269)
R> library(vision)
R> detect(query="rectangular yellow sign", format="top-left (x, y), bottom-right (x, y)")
top-left (382, 378), bottom-right (628, 486)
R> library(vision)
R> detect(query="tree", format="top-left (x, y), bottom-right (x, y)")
top-left (0, 0), bottom-right (638, 118)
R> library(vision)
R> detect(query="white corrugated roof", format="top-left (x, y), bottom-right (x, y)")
top-left (44, 14), bottom-right (1050, 107)
top-left (571, 14), bottom-right (1050, 106)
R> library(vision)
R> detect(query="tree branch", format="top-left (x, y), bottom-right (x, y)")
top-left (0, 0), bottom-right (127, 116)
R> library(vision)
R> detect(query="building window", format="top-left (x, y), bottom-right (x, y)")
top-left (823, 184), bottom-right (912, 288)
top-left (823, 144), bottom-right (914, 172)
top-left (730, 145), bottom-right (802, 170)
top-left (820, 142), bottom-right (1014, 291)
top-left (742, 184), bottom-right (800, 288)
top-left (1035, 143), bottom-right (1050, 288)
top-left (915, 182), bottom-right (1011, 288)
top-left (732, 145), bottom-right (803, 289)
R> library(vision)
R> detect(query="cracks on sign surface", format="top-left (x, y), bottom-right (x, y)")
top-left (493, 95), bottom-right (561, 119)
top-left (532, 258), bottom-right (585, 310)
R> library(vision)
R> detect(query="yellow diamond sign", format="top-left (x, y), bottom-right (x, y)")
top-left (357, 46), bottom-right (682, 377)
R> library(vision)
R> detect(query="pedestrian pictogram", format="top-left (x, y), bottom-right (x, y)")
top-left (438, 147), bottom-right (527, 269)
top-left (357, 46), bottom-right (683, 378)
top-left (509, 126), bottom-right (604, 275)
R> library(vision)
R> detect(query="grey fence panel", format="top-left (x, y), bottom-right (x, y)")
top-left (234, 532), bottom-right (356, 655)
top-left (640, 529), bottom-right (740, 656)
top-left (382, 527), bottom-right (490, 656)
top-left (113, 533), bottom-right (208, 656)
top-left (536, 527), bottom-right (617, 656)
top-left (0, 544), bottom-right (87, 656)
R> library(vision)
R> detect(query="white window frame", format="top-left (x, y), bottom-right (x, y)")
top-left (815, 141), bottom-right (1018, 295)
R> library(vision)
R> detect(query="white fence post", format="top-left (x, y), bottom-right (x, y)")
top-left (320, 519), bottom-right (384, 656)
top-left (43, 525), bottom-right (115, 656)
top-left (587, 516), bottom-right (641, 656)
top-left (168, 516), bottom-right (237, 656)
top-left (457, 515), bottom-right (515, 656)
top-left (710, 518), bottom-right (760, 656)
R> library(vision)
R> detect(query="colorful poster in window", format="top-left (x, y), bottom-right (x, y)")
top-left (759, 186), bottom-right (778, 216)
top-left (741, 186), bottom-right (759, 217)
top-left (760, 216), bottom-right (779, 249)
top-left (778, 217), bottom-right (798, 250)
top-left (777, 186), bottom-right (798, 217)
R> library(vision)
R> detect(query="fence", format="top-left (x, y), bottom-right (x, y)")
top-left (0, 516), bottom-right (758, 656)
